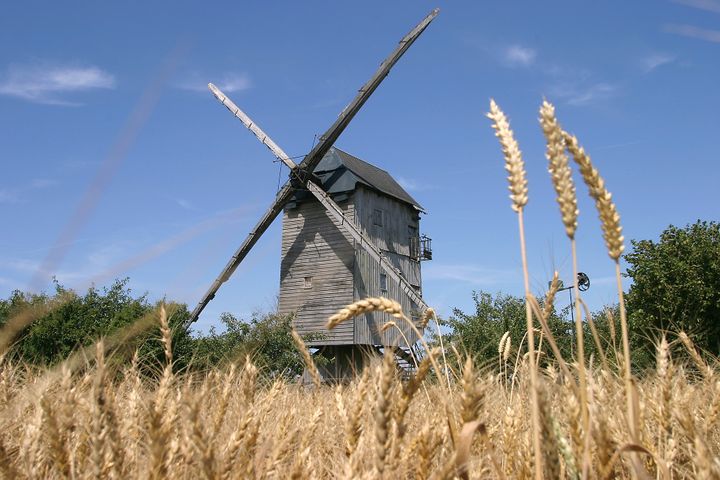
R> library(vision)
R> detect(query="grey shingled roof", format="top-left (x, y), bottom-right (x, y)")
top-left (310, 147), bottom-right (423, 211)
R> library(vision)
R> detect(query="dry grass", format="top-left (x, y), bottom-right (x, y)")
top-left (0, 342), bottom-right (718, 478)
top-left (0, 99), bottom-right (718, 479)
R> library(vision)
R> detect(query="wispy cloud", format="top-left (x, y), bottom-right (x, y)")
top-left (664, 24), bottom-right (720, 42)
top-left (0, 258), bottom-right (41, 274)
top-left (0, 63), bottom-right (115, 105)
top-left (547, 82), bottom-right (618, 106)
top-left (397, 176), bottom-right (436, 193)
top-left (0, 276), bottom-right (18, 288)
top-left (0, 178), bottom-right (57, 204)
top-left (0, 189), bottom-right (19, 204)
top-left (672, 0), bottom-right (720, 13)
top-left (173, 197), bottom-right (199, 212)
top-left (486, 43), bottom-right (616, 107)
top-left (177, 72), bottom-right (251, 93)
top-left (502, 45), bottom-right (537, 67)
top-left (641, 53), bottom-right (676, 73)
top-left (424, 263), bottom-right (516, 286)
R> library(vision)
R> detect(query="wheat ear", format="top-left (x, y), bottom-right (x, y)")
top-left (487, 99), bottom-right (542, 479)
top-left (419, 307), bottom-right (435, 330)
top-left (159, 303), bottom-right (172, 366)
top-left (562, 131), bottom-right (624, 260)
top-left (327, 297), bottom-right (402, 329)
top-left (373, 352), bottom-right (395, 477)
top-left (540, 100), bottom-right (578, 238)
top-left (291, 329), bottom-right (322, 388)
top-left (460, 357), bottom-right (484, 423)
top-left (537, 271), bottom-right (560, 363)
top-left (488, 99), bottom-right (528, 212)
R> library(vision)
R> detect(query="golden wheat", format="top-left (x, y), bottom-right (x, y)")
top-left (326, 297), bottom-right (402, 330)
top-left (540, 101), bottom-right (578, 239)
top-left (562, 130), bottom-right (625, 261)
top-left (0, 344), bottom-right (715, 478)
top-left (487, 99), bottom-right (528, 213)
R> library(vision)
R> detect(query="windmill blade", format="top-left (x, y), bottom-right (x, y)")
top-left (184, 182), bottom-right (296, 329)
top-left (207, 83), bottom-right (298, 170)
top-left (305, 180), bottom-right (428, 312)
top-left (185, 8), bottom-right (439, 329)
top-left (296, 8), bottom-right (440, 174)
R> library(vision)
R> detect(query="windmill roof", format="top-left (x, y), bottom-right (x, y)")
top-left (311, 147), bottom-right (423, 211)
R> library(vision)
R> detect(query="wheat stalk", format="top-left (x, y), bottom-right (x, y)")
top-left (541, 102), bottom-right (591, 462)
top-left (561, 128), bottom-right (637, 449)
top-left (487, 99), bottom-right (543, 479)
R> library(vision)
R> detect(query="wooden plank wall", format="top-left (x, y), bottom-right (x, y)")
top-left (352, 186), bottom-right (423, 346)
top-left (278, 197), bottom-right (355, 345)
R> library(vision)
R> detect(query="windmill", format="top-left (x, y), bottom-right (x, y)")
top-left (184, 8), bottom-right (439, 381)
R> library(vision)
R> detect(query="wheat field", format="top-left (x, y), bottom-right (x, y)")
top-left (0, 333), bottom-right (718, 478)
top-left (1, 100), bottom-right (718, 479)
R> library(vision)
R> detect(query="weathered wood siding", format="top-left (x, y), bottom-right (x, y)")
top-left (352, 186), bottom-right (423, 346)
top-left (278, 197), bottom-right (355, 345)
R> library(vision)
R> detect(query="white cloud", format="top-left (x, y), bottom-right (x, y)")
top-left (174, 198), bottom-right (199, 211)
top-left (664, 24), bottom-right (720, 43)
top-left (672, 0), bottom-right (720, 13)
top-left (0, 189), bottom-right (19, 204)
top-left (397, 176), bottom-right (436, 193)
top-left (503, 45), bottom-right (537, 67)
top-left (0, 258), bottom-right (41, 274)
top-left (0, 63), bottom-right (115, 105)
top-left (0, 177), bottom-right (57, 204)
top-left (177, 72), bottom-right (251, 93)
top-left (217, 73), bottom-right (252, 93)
top-left (423, 264), bottom-right (516, 286)
top-left (641, 53), bottom-right (676, 73)
top-left (30, 178), bottom-right (58, 189)
top-left (548, 82), bottom-right (618, 106)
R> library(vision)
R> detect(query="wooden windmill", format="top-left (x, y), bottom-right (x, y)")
top-left (184, 9), bottom-right (439, 380)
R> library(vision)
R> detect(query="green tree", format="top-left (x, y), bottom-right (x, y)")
top-left (0, 279), bottom-right (198, 370)
top-left (625, 220), bottom-right (720, 355)
top-left (191, 311), bottom-right (306, 378)
top-left (444, 291), bottom-right (573, 368)
top-left (0, 279), bottom-right (308, 376)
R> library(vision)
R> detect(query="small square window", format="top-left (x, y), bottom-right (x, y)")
top-left (373, 209), bottom-right (383, 227)
top-left (304, 276), bottom-right (313, 288)
top-left (379, 273), bottom-right (387, 293)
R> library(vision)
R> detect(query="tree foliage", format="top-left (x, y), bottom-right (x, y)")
top-left (443, 291), bottom-right (574, 368)
top-left (191, 311), bottom-right (305, 377)
top-left (0, 280), bottom-right (302, 377)
top-left (625, 220), bottom-right (720, 355)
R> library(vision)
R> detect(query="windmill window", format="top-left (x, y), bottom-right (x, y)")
top-left (373, 209), bottom-right (384, 227)
top-left (304, 276), bottom-right (313, 288)
top-left (380, 273), bottom-right (387, 293)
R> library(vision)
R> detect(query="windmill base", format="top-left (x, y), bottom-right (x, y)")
top-left (301, 344), bottom-right (418, 384)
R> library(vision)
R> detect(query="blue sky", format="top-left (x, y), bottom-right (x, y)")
top-left (1, 1), bottom-right (718, 333)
